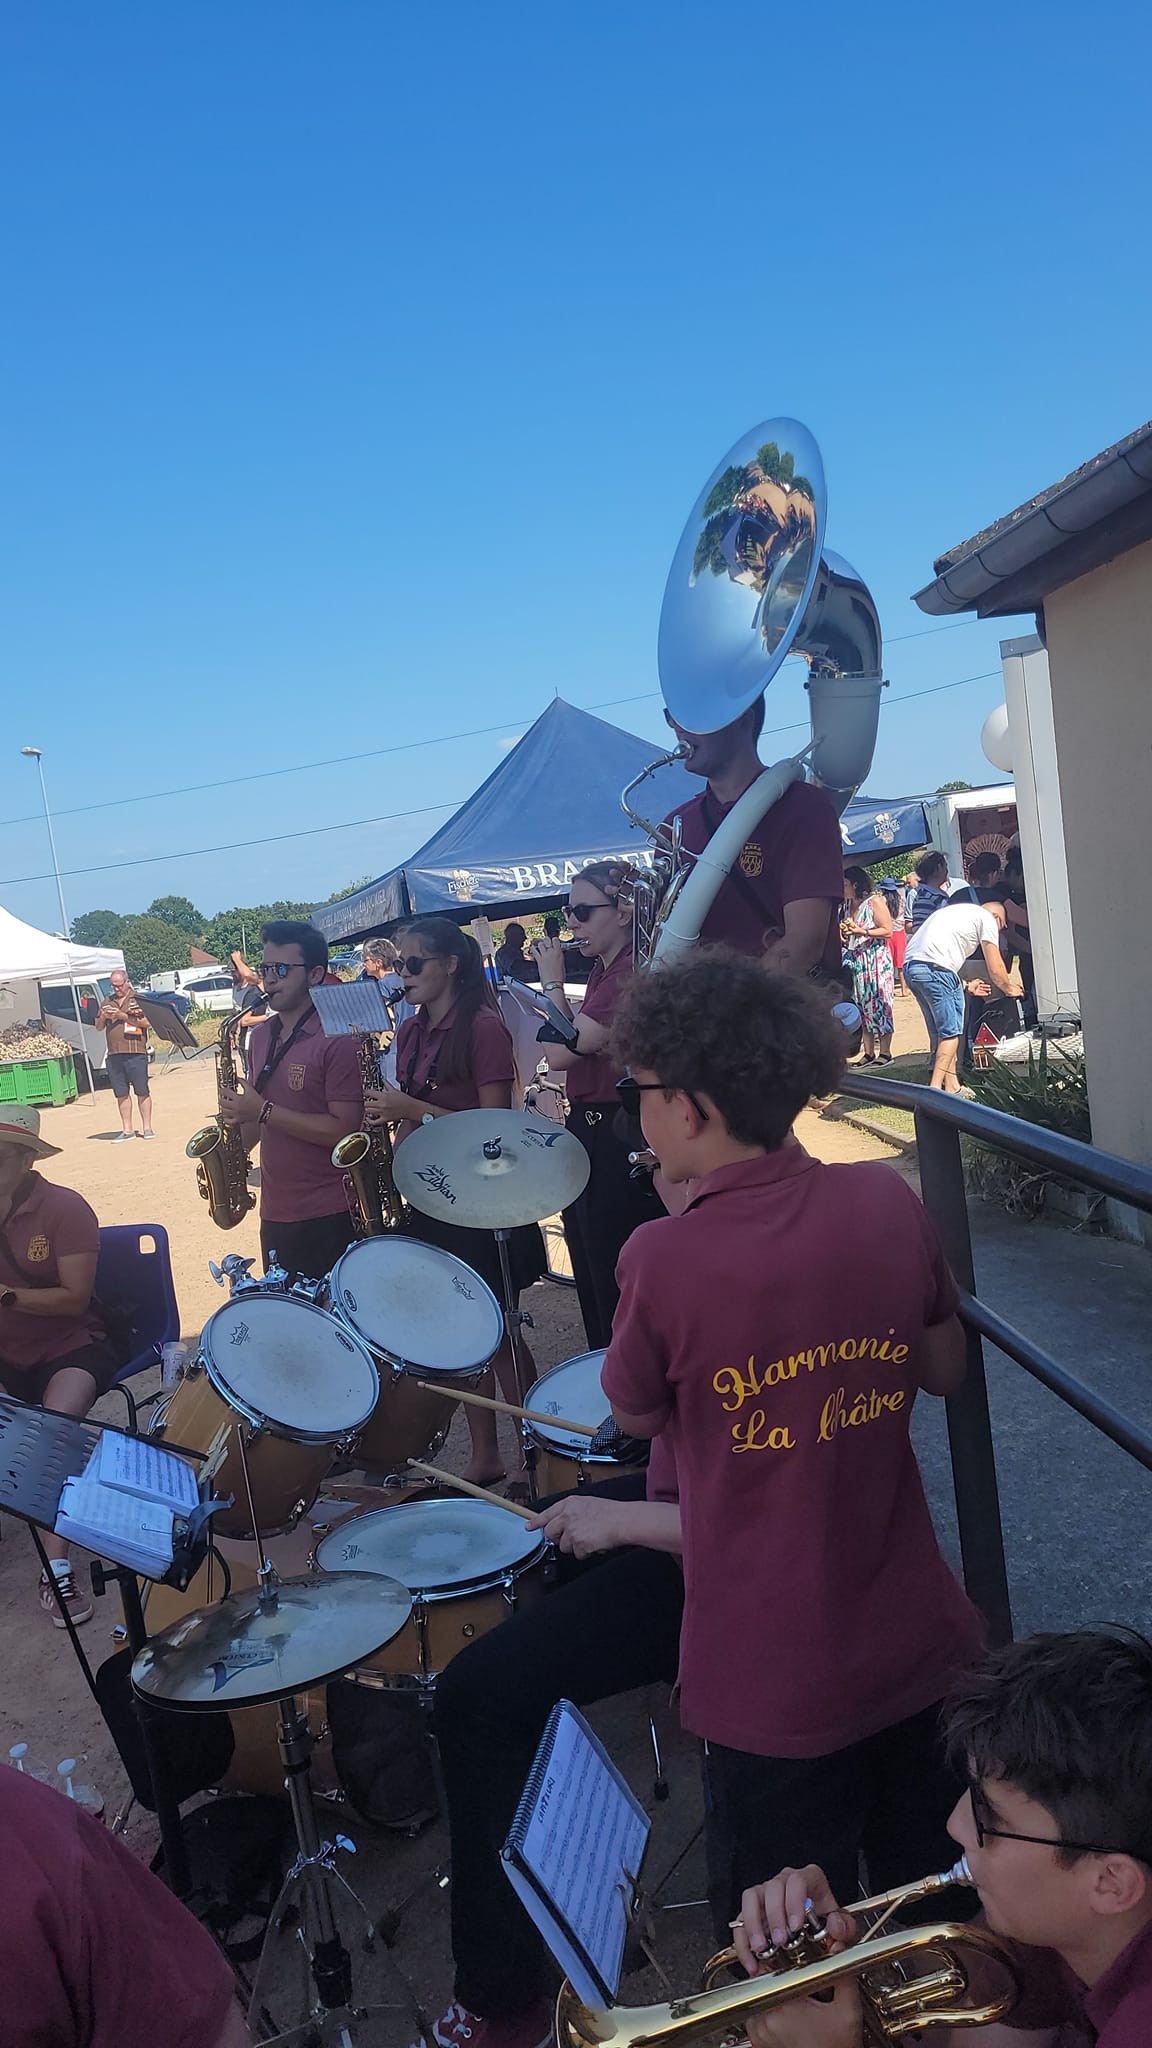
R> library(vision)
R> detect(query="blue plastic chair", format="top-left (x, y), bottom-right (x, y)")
top-left (96, 1224), bottom-right (181, 1431)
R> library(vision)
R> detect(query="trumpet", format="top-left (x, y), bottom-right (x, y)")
top-left (555, 1859), bottom-right (1018, 2048)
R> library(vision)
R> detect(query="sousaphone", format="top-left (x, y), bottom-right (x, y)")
top-left (622, 417), bottom-right (884, 964)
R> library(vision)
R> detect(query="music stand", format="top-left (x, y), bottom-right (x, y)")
top-left (0, 1395), bottom-right (213, 1897)
top-left (137, 995), bottom-right (203, 1075)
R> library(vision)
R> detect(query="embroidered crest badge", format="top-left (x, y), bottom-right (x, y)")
top-left (27, 1234), bottom-right (50, 1263)
top-left (287, 1064), bottom-right (306, 1092)
top-left (738, 841), bottom-right (764, 879)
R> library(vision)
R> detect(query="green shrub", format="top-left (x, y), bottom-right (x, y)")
top-left (963, 1039), bottom-right (1091, 1217)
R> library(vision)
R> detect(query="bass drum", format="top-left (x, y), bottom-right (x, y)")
top-left (314, 1497), bottom-right (549, 1684)
top-left (150, 1291), bottom-right (379, 1538)
top-left (325, 1237), bottom-right (504, 1473)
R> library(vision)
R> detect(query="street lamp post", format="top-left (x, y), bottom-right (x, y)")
top-left (20, 747), bottom-right (98, 1094)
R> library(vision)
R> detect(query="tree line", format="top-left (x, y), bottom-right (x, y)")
top-left (72, 884), bottom-right (370, 984)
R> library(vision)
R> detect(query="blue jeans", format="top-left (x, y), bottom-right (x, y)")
top-left (904, 961), bottom-right (965, 1051)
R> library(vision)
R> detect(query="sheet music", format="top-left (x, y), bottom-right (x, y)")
top-left (90, 1431), bottom-right (199, 1512)
top-left (310, 980), bottom-right (393, 1037)
top-left (503, 1700), bottom-right (650, 2005)
top-left (54, 1480), bottom-right (175, 1575)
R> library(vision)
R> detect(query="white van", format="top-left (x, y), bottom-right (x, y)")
top-left (40, 975), bottom-right (117, 1079)
top-left (147, 965), bottom-right (235, 1013)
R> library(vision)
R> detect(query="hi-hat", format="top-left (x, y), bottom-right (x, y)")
top-left (130, 1572), bottom-right (412, 1710)
top-left (393, 1109), bottom-right (590, 1229)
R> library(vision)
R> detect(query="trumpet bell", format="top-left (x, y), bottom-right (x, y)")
top-left (658, 418), bottom-right (827, 734)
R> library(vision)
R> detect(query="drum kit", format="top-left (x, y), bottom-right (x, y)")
top-left (130, 1108), bottom-right (612, 2046)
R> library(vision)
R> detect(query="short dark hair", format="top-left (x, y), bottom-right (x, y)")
top-left (502, 923), bottom-right (526, 946)
top-left (842, 866), bottom-right (874, 899)
top-left (612, 948), bottom-right (844, 1150)
top-left (261, 920), bottom-right (328, 972)
top-left (945, 1628), bottom-right (1152, 1867)
top-left (915, 851), bottom-right (949, 883)
top-left (969, 852), bottom-right (1002, 884)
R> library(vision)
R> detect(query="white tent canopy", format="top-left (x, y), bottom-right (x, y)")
top-left (0, 903), bottom-right (124, 983)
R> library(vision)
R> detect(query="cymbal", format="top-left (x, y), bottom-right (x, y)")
top-left (393, 1109), bottom-right (590, 1229)
top-left (130, 1571), bottom-right (412, 1711)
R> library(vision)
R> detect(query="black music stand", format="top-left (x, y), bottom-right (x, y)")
top-left (136, 995), bottom-right (203, 1073)
top-left (0, 1395), bottom-right (214, 1897)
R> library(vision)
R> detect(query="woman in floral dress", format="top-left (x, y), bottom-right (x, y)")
top-left (842, 865), bottom-right (895, 1062)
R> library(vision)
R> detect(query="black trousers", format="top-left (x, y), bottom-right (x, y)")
top-left (433, 1477), bottom-right (684, 2019)
top-left (562, 1104), bottom-right (665, 1350)
top-left (259, 1211), bottom-right (357, 1284)
top-left (703, 1701), bottom-right (970, 1941)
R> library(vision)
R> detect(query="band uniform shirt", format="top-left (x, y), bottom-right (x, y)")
top-left (0, 1766), bottom-right (237, 2048)
top-left (0, 1173), bottom-right (104, 1370)
top-left (1002, 1918), bottom-right (1152, 2045)
top-left (601, 1145), bottom-right (983, 1758)
top-left (393, 1001), bottom-right (514, 1113)
top-left (95, 984), bottom-right (149, 1054)
top-left (246, 1008), bottom-right (363, 1224)
top-left (662, 779), bottom-right (844, 968)
top-left (565, 949), bottom-right (633, 1102)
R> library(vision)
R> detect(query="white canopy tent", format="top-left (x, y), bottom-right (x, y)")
top-left (0, 903), bottom-right (124, 983)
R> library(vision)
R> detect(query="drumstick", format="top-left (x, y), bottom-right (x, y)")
top-left (407, 1459), bottom-right (536, 1520)
top-left (413, 1378), bottom-right (597, 1439)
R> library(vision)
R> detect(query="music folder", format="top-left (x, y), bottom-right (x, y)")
top-left (501, 1700), bottom-right (651, 2009)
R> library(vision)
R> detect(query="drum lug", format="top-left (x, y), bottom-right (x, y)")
top-left (501, 1569), bottom-right (518, 1612)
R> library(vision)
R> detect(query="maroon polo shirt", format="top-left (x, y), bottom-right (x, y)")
top-left (0, 1172), bottom-right (103, 1370)
top-left (566, 947), bottom-right (633, 1103)
top-left (246, 1008), bottom-right (363, 1224)
top-left (663, 778), bottom-right (844, 967)
top-left (601, 1144), bottom-right (983, 1757)
top-left (0, 1765), bottom-right (237, 2048)
top-left (393, 1001), bottom-right (514, 1113)
top-left (1006, 1919), bottom-right (1152, 2043)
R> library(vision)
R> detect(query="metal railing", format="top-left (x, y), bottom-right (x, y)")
top-left (840, 1074), bottom-right (1152, 1642)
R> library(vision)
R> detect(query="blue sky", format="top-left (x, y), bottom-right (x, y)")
top-left (2, 2), bottom-right (1149, 933)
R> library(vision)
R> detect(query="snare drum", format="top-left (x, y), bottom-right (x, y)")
top-left (150, 1292), bottom-right (379, 1538)
top-left (325, 1237), bottom-right (504, 1473)
top-left (314, 1498), bottom-right (548, 1683)
top-left (524, 1350), bottom-right (626, 1494)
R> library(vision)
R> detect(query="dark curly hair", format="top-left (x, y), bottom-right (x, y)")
top-left (944, 1628), bottom-right (1152, 1868)
top-left (611, 948), bottom-right (845, 1150)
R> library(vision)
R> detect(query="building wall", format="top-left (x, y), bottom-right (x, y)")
top-left (1044, 537), bottom-right (1152, 1234)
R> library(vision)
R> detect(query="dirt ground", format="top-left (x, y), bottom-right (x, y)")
top-left (0, 1002), bottom-right (926, 2032)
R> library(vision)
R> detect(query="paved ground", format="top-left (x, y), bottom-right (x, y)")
top-left (3, 1012), bottom-right (1151, 2038)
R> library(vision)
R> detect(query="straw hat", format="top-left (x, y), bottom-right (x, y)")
top-left (0, 1106), bottom-right (62, 1160)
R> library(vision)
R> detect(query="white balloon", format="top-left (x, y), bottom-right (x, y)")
top-left (981, 703), bottom-right (1013, 775)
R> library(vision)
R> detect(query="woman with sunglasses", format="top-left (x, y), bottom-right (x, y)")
top-left (362, 918), bottom-right (544, 1485)
top-left (530, 861), bottom-right (664, 1350)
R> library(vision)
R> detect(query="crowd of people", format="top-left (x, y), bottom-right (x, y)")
top-left (4, 705), bottom-right (1138, 2048)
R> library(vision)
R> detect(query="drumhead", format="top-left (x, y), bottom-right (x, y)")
top-left (315, 1498), bottom-right (544, 1596)
top-left (328, 1237), bottom-right (503, 1379)
top-left (201, 1294), bottom-right (379, 1438)
top-left (526, 1350), bottom-right (612, 1456)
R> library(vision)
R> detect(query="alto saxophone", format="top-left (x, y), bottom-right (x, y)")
top-left (331, 1031), bottom-right (405, 1236)
top-left (186, 1012), bottom-right (257, 1230)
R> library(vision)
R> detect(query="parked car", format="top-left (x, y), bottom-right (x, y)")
top-left (177, 971), bottom-right (236, 1015)
top-left (141, 988), bottom-right (192, 1020)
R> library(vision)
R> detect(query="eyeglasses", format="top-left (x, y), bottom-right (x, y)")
top-left (258, 961), bottom-right (307, 980)
top-left (615, 1076), bottom-right (709, 1122)
top-left (400, 955), bottom-right (432, 976)
top-left (966, 1776), bottom-right (1128, 1860)
top-left (567, 898), bottom-right (614, 925)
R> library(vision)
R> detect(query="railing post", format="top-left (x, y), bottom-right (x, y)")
top-left (914, 1110), bottom-right (1013, 1643)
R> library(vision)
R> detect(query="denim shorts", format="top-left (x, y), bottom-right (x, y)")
top-left (106, 1050), bottom-right (150, 1099)
top-left (904, 961), bottom-right (965, 1041)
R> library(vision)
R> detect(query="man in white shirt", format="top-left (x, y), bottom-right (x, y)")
top-left (904, 901), bottom-right (1023, 1092)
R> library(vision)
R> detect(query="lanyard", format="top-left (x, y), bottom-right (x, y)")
top-left (252, 1008), bottom-right (316, 1097)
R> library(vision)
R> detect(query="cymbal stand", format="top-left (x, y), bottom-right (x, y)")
top-left (493, 1224), bottom-right (538, 1502)
top-left (230, 1428), bottom-right (430, 2046)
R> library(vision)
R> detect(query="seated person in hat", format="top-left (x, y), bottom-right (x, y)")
top-left (0, 1106), bottom-right (119, 1628)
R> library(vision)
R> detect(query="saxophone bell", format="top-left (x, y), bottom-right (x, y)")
top-left (187, 1012), bottom-right (257, 1231)
top-left (332, 1032), bottom-right (406, 1237)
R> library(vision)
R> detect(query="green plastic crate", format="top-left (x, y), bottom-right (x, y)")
top-left (0, 1054), bottom-right (78, 1107)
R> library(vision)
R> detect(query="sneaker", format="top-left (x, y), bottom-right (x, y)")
top-left (140, 1129), bottom-right (156, 1138)
top-left (414, 1999), bottom-right (552, 2048)
top-left (39, 1567), bottom-right (93, 1628)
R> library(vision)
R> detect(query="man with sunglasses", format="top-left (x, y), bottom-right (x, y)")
top-left (218, 920), bottom-right (363, 1281)
top-left (734, 1628), bottom-right (1152, 2048)
top-left (660, 697), bottom-right (845, 975)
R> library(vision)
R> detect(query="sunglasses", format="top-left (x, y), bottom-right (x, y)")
top-left (567, 898), bottom-right (614, 925)
top-left (615, 1076), bottom-right (709, 1122)
top-left (259, 961), bottom-right (308, 980)
top-left (400, 955), bottom-right (432, 976)
top-left (966, 1776), bottom-right (1132, 1860)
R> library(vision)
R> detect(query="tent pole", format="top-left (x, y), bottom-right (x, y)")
top-left (20, 748), bottom-right (97, 1094)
